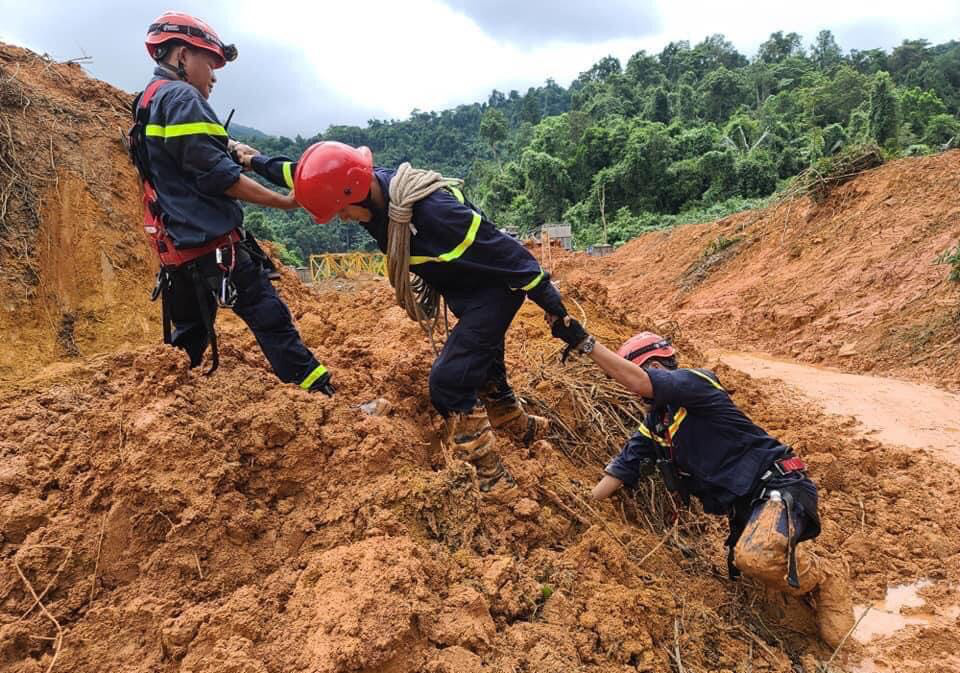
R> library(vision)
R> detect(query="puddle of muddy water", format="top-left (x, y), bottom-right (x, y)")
top-left (854, 580), bottom-right (932, 642)
top-left (853, 579), bottom-right (960, 643)
top-left (850, 579), bottom-right (960, 673)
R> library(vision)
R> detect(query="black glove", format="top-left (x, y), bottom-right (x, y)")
top-left (308, 371), bottom-right (335, 397)
top-left (551, 317), bottom-right (590, 363)
top-left (551, 317), bottom-right (589, 347)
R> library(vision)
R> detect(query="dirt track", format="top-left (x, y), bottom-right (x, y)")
top-left (713, 350), bottom-right (960, 466)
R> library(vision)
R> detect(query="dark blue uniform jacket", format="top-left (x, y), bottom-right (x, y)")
top-left (251, 158), bottom-right (566, 316)
top-left (141, 67), bottom-right (243, 248)
top-left (605, 368), bottom-right (788, 514)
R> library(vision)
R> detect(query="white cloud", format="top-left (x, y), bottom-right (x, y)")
top-left (227, 0), bottom-right (960, 128)
top-left (1, 0), bottom-right (958, 135)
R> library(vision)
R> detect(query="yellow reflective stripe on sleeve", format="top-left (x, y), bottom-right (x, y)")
top-left (688, 368), bottom-right (725, 391)
top-left (282, 162), bottom-right (294, 189)
top-left (517, 271), bottom-right (544, 292)
top-left (299, 364), bottom-right (328, 390)
top-left (409, 210), bottom-right (482, 266)
top-left (144, 122), bottom-right (229, 139)
top-left (667, 407), bottom-right (688, 438)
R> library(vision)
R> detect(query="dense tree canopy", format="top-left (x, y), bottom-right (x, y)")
top-left (236, 32), bottom-right (960, 259)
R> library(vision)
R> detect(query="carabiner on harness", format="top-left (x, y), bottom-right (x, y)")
top-left (215, 243), bottom-right (238, 308)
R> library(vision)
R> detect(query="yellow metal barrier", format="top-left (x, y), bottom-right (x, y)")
top-left (309, 252), bottom-right (387, 281)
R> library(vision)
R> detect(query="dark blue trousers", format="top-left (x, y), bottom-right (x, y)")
top-left (429, 286), bottom-right (525, 416)
top-left (168, 246), bottom-right (319, 383)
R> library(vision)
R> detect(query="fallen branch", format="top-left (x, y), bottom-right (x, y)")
top-left (88, 513), bottom-right (107, 607)
top-left (736, 625), bottom-right (777, 662)
top-left (536, 485), bottom-right (591, 526)
top-left (671, 617), bottom-right (687, 673)
top-left (14, 546), bottom-right (71, 673)
top-left (636, 518), bottom-right (678, 567)
top-left (822, 605), bottom-right (870, 671)
top-left (18, 546), bottom-right (71, 624)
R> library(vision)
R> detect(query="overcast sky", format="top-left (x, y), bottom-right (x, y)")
top-left (1, 1), bottom-right (958, 136)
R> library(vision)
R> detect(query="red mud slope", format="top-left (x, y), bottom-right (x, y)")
top-left (561, 153), bottom-right (960, 386)
top-left (2, 274), bottom-right (959, 673)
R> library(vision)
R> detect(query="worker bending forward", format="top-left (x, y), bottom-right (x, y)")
top-left (240, 142), bottom-right (569, 496)
top-left (550, 322), bottom-right (856, 648)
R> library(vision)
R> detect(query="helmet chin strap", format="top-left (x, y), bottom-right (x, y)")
top-left (176, 55), bottom-right (188, 82)
top-left (155, 52), bottom-right (189, 84)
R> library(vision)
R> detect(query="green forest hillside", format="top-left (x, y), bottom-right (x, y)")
top-left (236, 31), bottom-right (960, 265)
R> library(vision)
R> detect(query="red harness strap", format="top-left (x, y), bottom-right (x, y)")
top-left (136, 79), bottom-right (239, 268)
top-left (777, 456), bottom-right (807, 474)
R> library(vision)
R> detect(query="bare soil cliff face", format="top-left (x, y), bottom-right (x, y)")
top-left (560, 153), bottom-right (960, 386)
top-left (0, 44), bottom-right (156, 386)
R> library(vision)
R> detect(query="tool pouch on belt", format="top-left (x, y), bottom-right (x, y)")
top-left (149, 247), bottom-right (238, 377)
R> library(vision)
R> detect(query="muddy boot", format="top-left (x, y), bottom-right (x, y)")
top-left (814, 564), bottom-right (856, 650)
top-left (482, 396), bottom-right (549, 447)
top-left (734, 497), bottom-right (855, 649)
top-left (445, 406), bottom-right (517, 497)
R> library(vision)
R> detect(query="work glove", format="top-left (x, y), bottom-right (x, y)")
top-left (551, 316), bottom-right (590, 363)
top-left (308, 371), bottom-right (336, 397)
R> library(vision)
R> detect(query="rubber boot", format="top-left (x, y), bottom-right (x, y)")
top-left (444, 406), bottom-right (517, 497)
top-left (733, 498), bottom-right (854, 649)
top-left (482, 396), bottom-right (549, 447)
top-left (813, 563), bottom-right (856, 649)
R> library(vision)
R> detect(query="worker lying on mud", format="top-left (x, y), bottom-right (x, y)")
top-left (549, 323), bottom-right (856, 648)
top-left (235, 141), bottom-right (568, 497)
top-left (129, 12), bottom-right (333, 395)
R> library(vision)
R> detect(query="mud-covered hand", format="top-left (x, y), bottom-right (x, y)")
top-left (308, 371), bottom-right (336, 397)
top-left (551, 316), bottom-right (590, 362)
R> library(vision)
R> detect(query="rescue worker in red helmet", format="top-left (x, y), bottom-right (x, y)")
top-left (235, 141), bottom-right (569, 497)
top-left (549, 321), bottom-right (855, 648)
top-left (134, 12), bottom-right (333, 394)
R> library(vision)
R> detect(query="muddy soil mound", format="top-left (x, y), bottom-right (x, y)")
top-left (0, 43), bottom-right (156, 385)
top-left (560, 153), bottom-right (960, 386)
top-left (2, 272), bottom-right (959, 673)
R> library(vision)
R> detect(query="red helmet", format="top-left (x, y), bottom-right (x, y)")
top-left (617, 332), bottom-right (676, 367)
top-left (145, 12), bottom-right (237, 68)
top-left (294, 142), bottom-right (374, 224)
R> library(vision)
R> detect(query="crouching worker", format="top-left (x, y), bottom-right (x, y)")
top-left (550, 322), bottom-right (855, 648)
top-left (237, 141), bottom-right (569, 497)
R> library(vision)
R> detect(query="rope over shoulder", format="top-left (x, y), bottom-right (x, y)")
top-left (386, 162), bottom-right (462, 350)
